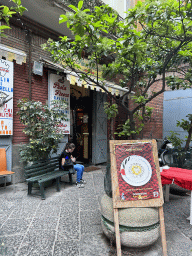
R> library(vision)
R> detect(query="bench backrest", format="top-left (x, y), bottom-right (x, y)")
top-left (24, 156), bottom-right (60, 179)
top-left (0, 148), bottom-right (7, 172)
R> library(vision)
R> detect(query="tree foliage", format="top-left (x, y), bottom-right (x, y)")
top-left (167, 114), bottom-right (192, 168)
top-left (169, 114), bottom-right (192, 151)
top-left (17, 99), bottom-right (67, 162)
top-left (0, 0), bottom-right (26, 36)
top-left (42, 0), bottom-right (192, 138)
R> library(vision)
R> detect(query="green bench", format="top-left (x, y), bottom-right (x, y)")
top-left (24, 156), bottom-right (75, 200)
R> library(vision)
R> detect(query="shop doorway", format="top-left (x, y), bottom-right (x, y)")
top-left (70, 85), bottom-right (108, 165)
top-left (70, 88), bottom-right (92, 164)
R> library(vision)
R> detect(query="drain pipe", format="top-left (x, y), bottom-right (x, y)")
top-left (25, 29), bottom-right (32, 100)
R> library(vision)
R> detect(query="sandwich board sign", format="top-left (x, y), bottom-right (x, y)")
top-left (110, 139), bottom-right (167, 256)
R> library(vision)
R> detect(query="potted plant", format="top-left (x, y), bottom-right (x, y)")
top-left (17, 98), bottom-right (67, 163)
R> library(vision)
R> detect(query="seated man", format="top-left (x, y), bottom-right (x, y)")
top-left (60, 142), bottom-right (86, 188)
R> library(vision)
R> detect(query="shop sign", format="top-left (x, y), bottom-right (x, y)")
top-left (0, 59), bottom-right (13, 135)
top-left (49, 73), bottom-right (70, 134)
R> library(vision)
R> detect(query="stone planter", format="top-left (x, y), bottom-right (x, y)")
top-left (100, 194), bottom-right (160, 248)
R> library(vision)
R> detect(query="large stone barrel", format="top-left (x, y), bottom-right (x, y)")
top-left (100, 194), bottom-right (160, 248)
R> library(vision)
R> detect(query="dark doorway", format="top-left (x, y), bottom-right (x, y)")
top-left (70, 95), bottom-right (92, 164)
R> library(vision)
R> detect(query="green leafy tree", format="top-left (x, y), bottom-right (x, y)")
top-left (17, 99), bottom-right (67, 162)
top-left (167, 114), bottom-right (192, 167)
top-left (42, 0), bottom-right (192, 139)
top-left (167, 131), bottom-right (184, 151)
top-left (104, 102), bottom-right (118, 140)
top-left (168, 114), bottom-right (192, 150)
top-left (0, 0), bottom-right (26, 36)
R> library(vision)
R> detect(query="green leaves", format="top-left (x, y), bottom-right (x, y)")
top-left (78, 1), bottom-right (83, 10)
top-left (17, 99), bottom-right (68, 162)
top-left (132, 95), bottom-right (147, 105)
top-left (68, 5), bottom-right (78, 12)
top-left (168, 114), bottom-right (192, 153)
top-left (43, 0), bottom-right (192, 139)
top-left (59, 15), bottom-right (68, 24)
top-left (12, 0), bottom-right (21, 5)
top-left (75, 35), bottom-right (81, 41)
top-left (167, 131), bottom-right (184, 151)
top-left (104, 102), bottom-right (118, 119)
top-left (0, 0), bottom-right (27, 35)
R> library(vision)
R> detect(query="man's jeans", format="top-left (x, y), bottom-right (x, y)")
top-left (74, 164), bottom-right (84, 182)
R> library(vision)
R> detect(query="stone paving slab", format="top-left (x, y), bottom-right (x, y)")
top-left (18, 230), bottom-right (55, 256)
top-left (0, 167), bottom-right (192, 255)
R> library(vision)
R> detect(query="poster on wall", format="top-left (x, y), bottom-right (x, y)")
top-left (110, 139), bottom-right (163, 208)
top-left (49, 73), bottom-right (70, 134)
top-left (0, 59), bottom-right (13, 135)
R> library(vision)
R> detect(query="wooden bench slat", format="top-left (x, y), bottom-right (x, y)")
top-left (25, 156), bottom-right (59, 166)
top-left (38, 171), bottom-right (67, 183)
top-left (24, 156), bottom-right (75, 200)
top-left (24, 157), bottom-right (59, 166)
top-left (25, 166), bottom-right (59, 178)
top-left (26, 171), bottom-right (68, 183)
top-left (25, 161), bottom-right (59, 171)
top-left (24, 161), bottom-right (59, 173)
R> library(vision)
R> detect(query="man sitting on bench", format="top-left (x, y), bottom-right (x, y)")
top-left (60, 142), bottom-right (86, 188)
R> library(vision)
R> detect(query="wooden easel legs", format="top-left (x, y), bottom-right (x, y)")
top-left (159, 206), bottom-right (167, 256)
top-left (114, 206), bottom-right (167, 256)
top-left (114, 208), bottom-right (122, 256)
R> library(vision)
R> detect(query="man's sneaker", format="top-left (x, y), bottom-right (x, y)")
top-left (76, 182), bottom-right (85, 188)
top-left (80, 179), bottom-right (86, 184)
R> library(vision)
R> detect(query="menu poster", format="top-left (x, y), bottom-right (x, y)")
top-left (110, 140), bottom-right (163, 208)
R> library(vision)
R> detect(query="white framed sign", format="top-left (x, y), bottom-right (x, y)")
top-left (0, 59), bottom-right (13, 135)
top-left (49, 73), bottom-right (70, 134)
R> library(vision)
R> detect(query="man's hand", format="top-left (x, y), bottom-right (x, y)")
top-left (71, 156), bottom-right (76, 162)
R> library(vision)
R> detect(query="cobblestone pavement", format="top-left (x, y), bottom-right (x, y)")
top-left (0, 166), bottom-right (192, 256)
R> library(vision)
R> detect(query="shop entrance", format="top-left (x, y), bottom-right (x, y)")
top-left (70, 85), bottom-right (107, 165)
top-left (75, 108), bottom-right (89, 162)
top-left (70, 86), bottom-right (92, 163)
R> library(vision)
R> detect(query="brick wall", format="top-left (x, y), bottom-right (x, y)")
top-left (13, 62), bottom-right (29, 144)
top-left (109, 80), bottom-right (164, 141)
top-left (1, 20), bottom-right (54, 145)
top-left (13, 62), bottom-right (49, 144)
top-left (106, 70), bottom-right (164, 140)
top-left (1, 19), bottom-right (57, 63)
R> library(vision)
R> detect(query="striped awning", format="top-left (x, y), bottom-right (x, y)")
top-left (67, 73), bottom-right (127, 96)
top-left (42, 58), bottom-right (128, 96)
top-left (0, 44), bottom-right (27, 65)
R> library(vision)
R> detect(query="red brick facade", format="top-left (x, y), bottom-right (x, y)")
top-left (1, 18), bottom-right (57, 145)
top-left (13, 62), bottom-right (49, 144)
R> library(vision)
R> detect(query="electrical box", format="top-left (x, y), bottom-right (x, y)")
top-left (33, 61), bottom-right (43, 76)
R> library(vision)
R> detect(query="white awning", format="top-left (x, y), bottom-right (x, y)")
top-left (42, 58), bottom-right (128, 96)
top-left (0, 44), bottom-right (27, 65)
